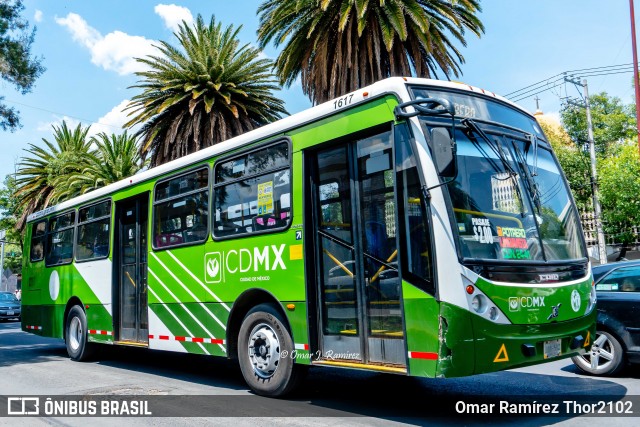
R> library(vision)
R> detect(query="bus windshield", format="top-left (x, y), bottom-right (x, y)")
top-left (410, 87), bottom-right (586, 263)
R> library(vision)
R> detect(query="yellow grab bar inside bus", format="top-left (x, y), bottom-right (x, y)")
top-left (371, 250), bottom-right (398, 283)
top-left (323, 249), bottom-right (354, 277)
top-left (453, 208), bottom-right (523, 228)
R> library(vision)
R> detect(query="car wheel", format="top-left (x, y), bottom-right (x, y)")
top-left (237, 303), bottom-right (304, 397)
top-left (65, 305), bottom-right (94, 361)
top-left (571, 330), bottom-right (624, 376)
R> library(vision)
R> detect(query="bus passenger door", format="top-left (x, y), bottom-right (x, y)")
top-left (115, 195), bottom-right (149, 344)
top-left (308, 129), bottom-right (405, 367)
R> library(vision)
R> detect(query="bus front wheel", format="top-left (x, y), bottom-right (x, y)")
top-left (237, 303), bottom-right (303, 397)
top-left (65, 305), bottom-right (94, 361)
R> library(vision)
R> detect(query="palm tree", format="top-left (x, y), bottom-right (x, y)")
top-left (125, 15), bottom-right (287, 166)
top-left (14, 121), bottom-right (93, 230)
top-left (63, 131), bottom-right (148, 197)
top-left (257, 0), bottom-right (484, 104)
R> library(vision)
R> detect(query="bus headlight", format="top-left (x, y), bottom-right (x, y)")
top-left (462, 276), bottom-right (511, 324)
top-left (471, 295), bottom-right (486, 313)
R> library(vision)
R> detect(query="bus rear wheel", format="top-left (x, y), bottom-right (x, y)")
top-left (65, 305), bottom-right (94, 361)
top-left (237, 304), bottom-right (303, 397)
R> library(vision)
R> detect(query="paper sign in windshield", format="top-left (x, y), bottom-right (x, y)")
top-left (257, 181), bottom-right (274, 215)
top-left (472, 217), bottom-right (494, 244)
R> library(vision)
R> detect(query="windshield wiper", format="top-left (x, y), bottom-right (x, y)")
top-left (512, 140), bottom-right (542, 214)
top-left (529, 133), bottom-right (539, 177)
top-left (462, 118), bottom-right (526, 217)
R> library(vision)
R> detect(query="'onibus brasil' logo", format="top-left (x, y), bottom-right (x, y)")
top-left (205, 244), bottom-right (287, 283)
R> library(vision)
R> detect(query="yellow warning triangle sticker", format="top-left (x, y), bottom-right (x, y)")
top-left (493, 343), bottom-right (509, 363)
top-left (584, 331), bottom-right (591, 347)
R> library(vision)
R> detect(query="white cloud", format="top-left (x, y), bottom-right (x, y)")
top-left (36, 116), bottom-right (81, 132)
top-left (545, 111), bottom-right (562, 124)
top-left (36, 100), bottom-right (137, 138)
top-left (34, 10), bottom-right (43, 23)
top-left (154, 4), bottom-right (194, 32)
top-left (55, 13), bottom-right (157, 75)
top-left (89, 99), bottom-right (134, 137)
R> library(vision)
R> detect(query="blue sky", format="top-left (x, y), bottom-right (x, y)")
top-left (1, 1), bottom-right (638, 181)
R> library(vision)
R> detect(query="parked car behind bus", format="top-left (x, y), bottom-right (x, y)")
top-left (0, 291), bottom-right (21, 321)
top-left (572, 260), bottom-right (640, 375)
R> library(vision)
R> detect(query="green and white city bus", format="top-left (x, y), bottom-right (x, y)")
top-left (21, 77), bottom-right (596, 396)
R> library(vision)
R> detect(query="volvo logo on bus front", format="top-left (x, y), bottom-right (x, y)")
top-left (539, 273), bottom-right (559, 283)
top-left (547, 303), bottom-right (562, 320)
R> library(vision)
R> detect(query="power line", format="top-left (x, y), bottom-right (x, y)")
top-left (2, 98), bottom-right (126, 131)
top-left (509, 66), bottom-right (637, 103)
top-left (505, 63), bottom-right (636, 97)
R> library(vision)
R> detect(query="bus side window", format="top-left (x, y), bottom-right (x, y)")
top-left (30, 220), bottom-right (47, 262)
top-left (76, 200), bottom-right (111, 261)
top-left (213, 141), bottom-right (291, 238)
top-left (45, 211), bottom-right (76, 266)
top-left (153, 168), bottom-right (209, 249)
top-left (395, 124), bottom-right (434, 293)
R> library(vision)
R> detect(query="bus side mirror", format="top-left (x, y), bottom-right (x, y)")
top-left (431, 127), bottom-right (456, 178)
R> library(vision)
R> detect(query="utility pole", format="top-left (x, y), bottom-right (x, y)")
top-left (565, 77), bottom-right (608, 265)
top-left (0, 230), bottom-right (5, 290)
top-left (630, 0), bottom-right (640, 153)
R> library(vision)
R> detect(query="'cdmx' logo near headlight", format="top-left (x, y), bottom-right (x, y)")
top-left (508, 296), bottom-right (546, 311)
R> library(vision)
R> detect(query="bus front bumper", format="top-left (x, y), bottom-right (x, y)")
top-left (469, 308), bottom-right (597, 375)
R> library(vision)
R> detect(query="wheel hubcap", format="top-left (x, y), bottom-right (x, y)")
top-left (248, 323), bottom-right (280, 379)
top-left (577, 332), bottom-right (615, 372)
top-left (69, 316), bottom-right (82, 351)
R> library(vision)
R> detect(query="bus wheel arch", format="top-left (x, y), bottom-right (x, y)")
top-left (227, 289), bottom-right (291, 362)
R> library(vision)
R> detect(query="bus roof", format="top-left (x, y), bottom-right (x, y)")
top-left (27, 77), bottom-right (531, 222)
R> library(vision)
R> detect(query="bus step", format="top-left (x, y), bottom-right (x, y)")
top-left (312, 359), bottom-right (406, 374)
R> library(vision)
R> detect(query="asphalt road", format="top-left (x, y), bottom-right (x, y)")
top-left (1, 320), bottom-right (639, 426)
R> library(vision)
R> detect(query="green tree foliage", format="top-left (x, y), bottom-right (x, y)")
top-left (536, 116), bottom-right (592, 211)
top-left (0, 0), bottom-right (45, 131)
top-left (545, 92), bottom-right (640, 245)
top-left (125, 15), bottom-right (287, 167)
top-left (0, 175), bottom-right (23, 271)
top-left (561, 92), bottom-right (636, 155)
top-left (599, 143), bottom-right (640, 245)
top-left (62, 131), bottom-right (148, 199)
top-left (14, 121), bottom-right (93, 230)
top-left (14, 122), bottom-right (147, 232)
top-left (257, 0), bottom-right (484, 104)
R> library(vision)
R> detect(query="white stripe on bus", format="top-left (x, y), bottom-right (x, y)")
top-left (150, 252), bottom-right (227, 330)
top-left (149, 267), bottom-right (226, 352)
top-left (165, 250), bottom-right (231, 311)
top-left (147, 286), bottom-right (211, 355)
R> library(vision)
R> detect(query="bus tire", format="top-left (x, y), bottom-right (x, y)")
top-left (237, 303), bottom-right (303, 397)
top-left (65, 305), bottom-right (94, 361)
